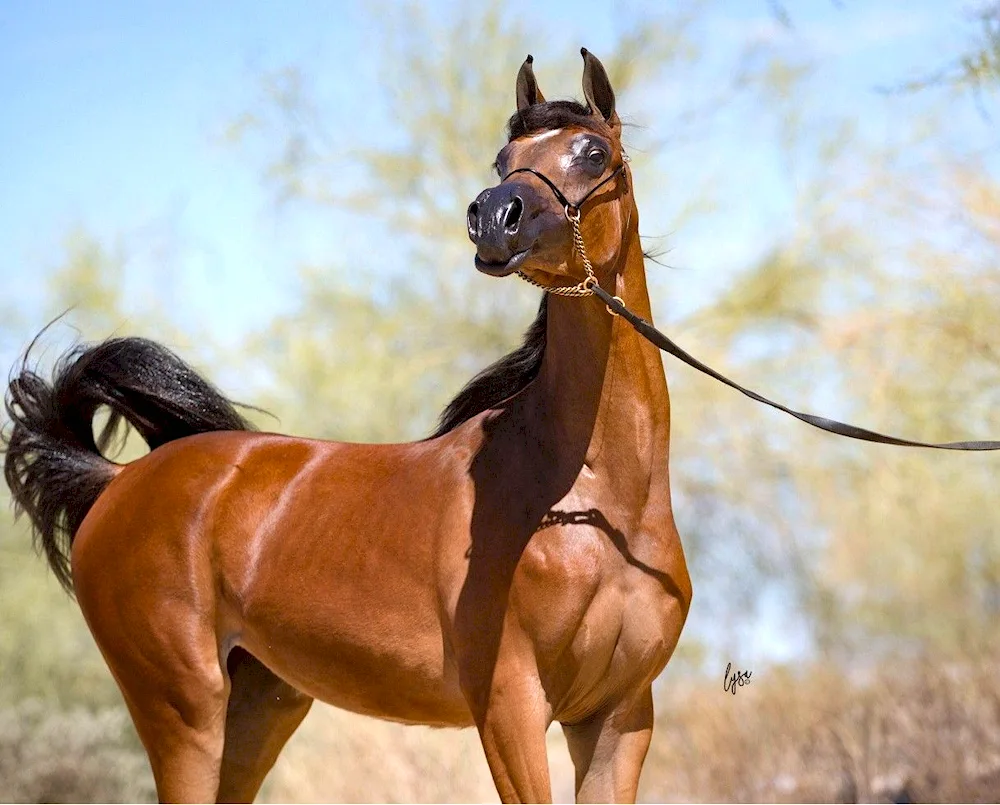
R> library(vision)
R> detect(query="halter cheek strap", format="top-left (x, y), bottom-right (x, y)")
top-left (502, 162), bottom-right (628, 216)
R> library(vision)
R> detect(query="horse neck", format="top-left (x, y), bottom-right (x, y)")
top-left (532, 217), bottom-right (672, 506)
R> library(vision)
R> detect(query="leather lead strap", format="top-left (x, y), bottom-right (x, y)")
top-left (590, 284), bottom-right (1000, 451)
top-left (499, 154), bottom-right (997, 450)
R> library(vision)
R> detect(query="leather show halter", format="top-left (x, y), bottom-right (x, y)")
top-left (503, 160), bottom-right (627, 297)
top-left (504, 158), bottom-right (1000, 451)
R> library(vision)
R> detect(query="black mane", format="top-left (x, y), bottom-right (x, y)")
top-left (431, 296), bottom-right (548, 437)
top-left (506, 100), bottom-right (594, 141)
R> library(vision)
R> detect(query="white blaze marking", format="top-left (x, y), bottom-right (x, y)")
top-left (526, 128), bottom-right (564, 143)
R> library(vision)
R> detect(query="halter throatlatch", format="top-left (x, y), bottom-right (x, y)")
top-left (502, 161), bottom-right (627, 298)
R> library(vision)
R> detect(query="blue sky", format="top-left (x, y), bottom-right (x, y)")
top-left (1, 2), bottom-right (371, 331)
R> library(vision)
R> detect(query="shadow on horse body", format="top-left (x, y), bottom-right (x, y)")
top-left (3, 49), bottom-right (691, 803)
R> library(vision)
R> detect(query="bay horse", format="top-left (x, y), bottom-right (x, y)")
top-left (3, 49), bottom-right (691, 803)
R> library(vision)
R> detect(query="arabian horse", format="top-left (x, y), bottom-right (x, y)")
top-left (3, 50), bottom-right (691, 803)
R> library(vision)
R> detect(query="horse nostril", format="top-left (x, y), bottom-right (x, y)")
top-left (467, 202), bottom-right (480, 239)
top-left (504, 197), bottom-right (524, 233)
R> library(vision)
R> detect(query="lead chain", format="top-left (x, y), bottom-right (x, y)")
top-left (516, 207), bottom-right (597, 297)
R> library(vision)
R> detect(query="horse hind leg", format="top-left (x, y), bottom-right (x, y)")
top-left (75, 551), bottom-right (234, 801)
top-left (216, 648), bottom-right (314, 804)
top-left (95, 631), bottom-right (309, 803)
top-left (100, 626), bottom-right (230, 803)
top-left (127, 694), bottom-right (227, 804)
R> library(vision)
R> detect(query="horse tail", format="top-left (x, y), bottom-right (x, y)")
top-left (2, 335), bottom-right (255, 594)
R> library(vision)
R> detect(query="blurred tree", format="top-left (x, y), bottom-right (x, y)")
top-left (0, 229), bottom-right (177, 707)
top-left (669, 73), bottom-right (1000, 658)
top-left (228, 1), bottom-right (710, 441)
top-left (894, 2), bottom-right (1000, 99)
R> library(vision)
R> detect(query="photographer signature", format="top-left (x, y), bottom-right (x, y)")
top-left (724, 662), bottom-right (752, 695)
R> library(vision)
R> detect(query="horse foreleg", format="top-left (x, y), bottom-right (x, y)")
top-left (471, 665), bottom-right (553, 803)
top-left (216, 648), bottom-right (314, 803)
top-left (561, 687), bottom-right (654, 804)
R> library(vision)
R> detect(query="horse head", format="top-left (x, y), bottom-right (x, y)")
top-left (467, 49), bottom-right (635, 293)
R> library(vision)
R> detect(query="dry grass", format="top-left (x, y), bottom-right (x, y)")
top-left (262, 649), bottom-right (1000, 803)
top-left (262, 705), bottom-right (577, 803)
top-left (642, 650), bottom-right (1000, 802)
top-left (0, 700), bottom-right (154, 803)
top-left (3, 651), bottom-right (995, 803)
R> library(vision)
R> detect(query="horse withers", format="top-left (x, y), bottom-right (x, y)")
top-left (3, 49), bottom-right (690, 803)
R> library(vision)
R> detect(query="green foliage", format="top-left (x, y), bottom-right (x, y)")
top-left (0, 235), bottom-right (149, 712)
top-left (46, 228), bottom-right (129, 335)
top-left (252, 271), bottom-right (531, 441)
top-left (0, 508), bottom-right (123, 708)
top-left (667, 89), bottom-right (1000, 658)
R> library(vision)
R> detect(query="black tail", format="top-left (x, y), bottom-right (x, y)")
top-left (2, 336), bottom-right (255, 593)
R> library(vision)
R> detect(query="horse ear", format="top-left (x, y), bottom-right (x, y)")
top-left (580, 48), bottom-right (618, 127)
top-left (516, 55), bottom-right (545, 111)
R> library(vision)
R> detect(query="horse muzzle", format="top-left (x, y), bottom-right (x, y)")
top-left (467, 182), bottom-right (545, 276)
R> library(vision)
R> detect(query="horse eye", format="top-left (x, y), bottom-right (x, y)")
top-left (492, 159), bottom-right (501, 177)
top-left (587, 149), bottom-right (606, 166)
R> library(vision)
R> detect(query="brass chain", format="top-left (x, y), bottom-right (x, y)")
top-left (516, 206), bottom-right (622, 315)
top-left (516, 207), bottom-right (597, 297)
top-left (510, 153), bottom-right (631, 302)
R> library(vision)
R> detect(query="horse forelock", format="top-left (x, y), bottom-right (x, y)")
top-left (506, 100), bottom-right (605, 143)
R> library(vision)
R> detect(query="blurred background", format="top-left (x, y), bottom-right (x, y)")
top-left (1, 1), bottom-right (998, 801)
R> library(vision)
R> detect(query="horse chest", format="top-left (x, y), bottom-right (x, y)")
top-left (514, 516), bottom-right (687, 720)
